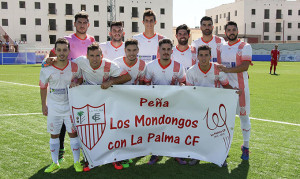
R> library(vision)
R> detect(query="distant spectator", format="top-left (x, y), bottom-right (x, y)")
top-left (0, 40), bottom-right (3, 52)
top-left (270, 44), bottom-right (280, 75)
top-left (14, 41), bottom-right (18, 52)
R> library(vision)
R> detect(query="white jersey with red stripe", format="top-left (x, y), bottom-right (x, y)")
top-left (133, 33), bottom-right (165, 63)
top-left (186, 62), bottom-right (229, 88)
top-left (145, 59), bottom-right (186, 85)
top-left (99, 41), bottom-right (125, 60)
top-left (191, 36), bottom-right (225, 63)
top-left (39, 61), bottom-right (79, 116)
top-left (218, 39), bottom-right (252, 116)
top-left (171, 45), bottom-right (197, 71)
top-left (73, 56), bottom-right (128, 85)
top-left (113, 57), bottom-right (146, 85)
top-left (51, 33), bottom-right (95, 61)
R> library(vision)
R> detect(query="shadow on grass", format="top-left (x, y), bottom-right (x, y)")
top-left (29, 157), bottom-right (249, 179)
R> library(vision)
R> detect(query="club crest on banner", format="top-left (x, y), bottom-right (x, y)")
top-left (72, 104), bottom-right (106, 150)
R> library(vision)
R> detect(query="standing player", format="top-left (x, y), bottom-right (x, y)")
top-left (100, 21), bottom-right (125, 60)
top-left (39, 38), bottom-right (83, 173)
top-left (172, 24), bottom-right (196, 70)
top-left (218, 21), bottom-right (252, 161)
top-left (145, 39), bottom-right (187, 165)
top-left (191, 16), bottom-right (225, 63)
top-left (270, 44), bottom-right (280, 75)
top-left (133, 9), bottom-right (165, 63)
top-left (114, 39), bottom-right (146, 85)
top-left (43, 11), bottom-right (95, 164)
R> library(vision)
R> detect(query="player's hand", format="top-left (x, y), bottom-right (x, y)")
top-left (42, 105), bottom-right (48, 116)
top-left (46, 57), bottom-right (57, 65)
top-left (69, 82), bottom-right (79, 88)
top-left (101, 80), bottom-right (114, 89)
top-left (180, 83), bottom-right (185, 86)
top-left (233, 87), bottom-right (241, 95)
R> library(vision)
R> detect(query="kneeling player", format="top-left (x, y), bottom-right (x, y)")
top-left (40, 38), bottom-right (83, 173)
top-left (186, 45), bottom-right (238, 166)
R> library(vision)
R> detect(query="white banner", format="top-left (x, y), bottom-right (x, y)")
top-left (68, 85), bottom-right (239, 167)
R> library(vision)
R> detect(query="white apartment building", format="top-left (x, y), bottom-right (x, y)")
top-left (206, 0), bottom-right (300, 43)
top-left (0, 0), bottom-right (173, 49)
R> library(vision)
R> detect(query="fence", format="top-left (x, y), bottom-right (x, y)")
top-left (0, 49), bottom-right (50, 65)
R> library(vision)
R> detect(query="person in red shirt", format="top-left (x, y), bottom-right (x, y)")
top-left (270, 45), bottom-right (280, 75)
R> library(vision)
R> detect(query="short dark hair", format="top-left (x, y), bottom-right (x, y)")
top-left (176, 24), bottom-right (190, 35)
top-left (200, 16), bottom-right (213, 26)
top-left (110, 21), bottom-right (123, 31)
top-left (55, 38), bottom-right (70, 50)
top-left (225, 21), bottom-right (238, 31)
top-left (75, 11), bottom-right (89, 22)
top-left (125, 38), bottom-right (138, 48)
top-left (87, 42), bottom-right (101, 54)
top-left (159, 38), bottom-right (173, 48)
top-left (197, 45), bottom-right (211, 56)
top-left (143, 9), bottom-right (156, 21)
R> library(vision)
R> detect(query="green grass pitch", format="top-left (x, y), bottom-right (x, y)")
top-left (0, 62), bottom-right (299, 178)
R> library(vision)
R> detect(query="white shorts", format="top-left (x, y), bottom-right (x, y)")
top-left (236, 87), bottom-right (250, 116)
top-left (47, 115), bottom-right (77, 135)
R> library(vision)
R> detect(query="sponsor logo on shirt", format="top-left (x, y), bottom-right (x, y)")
top-left (50, 88), bottom-right (67, 95)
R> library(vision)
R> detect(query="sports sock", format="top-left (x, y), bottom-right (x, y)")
top-left (274, 66), bottom-right (276, 73)
top-left (270, 65), bottom-right (272, 73)
top-left (49, 138), bottom-right (60, 164)
top-left (240, 115), bottom-right (251, 148)
top-left (70, 137), bottom-right (81, 163)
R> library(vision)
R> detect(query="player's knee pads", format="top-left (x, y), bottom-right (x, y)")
top-left (49, 138), bottom-right (60, 144)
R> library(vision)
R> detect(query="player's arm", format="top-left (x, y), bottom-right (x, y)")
top-left (277, 51), bottom-right (280, 62)
top-left (101, 73), bottom-right (131, 89)
top-left (40, 88), bottom-right (48, 116)
top-left (270, 51), bottom-right (274, 61)
top-left (218, 60), bottom-right (251, 73)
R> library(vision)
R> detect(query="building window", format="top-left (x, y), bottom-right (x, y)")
top-left (132, 22), bottom-right (138, 32)
top-left (276, 23), bottom-right (281, 32)
top-left (251, 9), bottom-right (255, 15)
top-left (119, 6), bottom-right (124, 13)
top-left (132, 7), bottom-right (138, 17)
top-left (1, 2), bottom-right (8, 9)
top-left (263, 22), bottom-right (269, 32)
top-left (215, 15), bottom-right (218, 23)
top-left (298, 10), bottom-right (300, 15)
top-left (298, 23), bottom-right (300, 28)
top-left (107, 21), bottom-right (111, 27)
top-left (287, 36), bottom-right (291, 40)
top-left (2, 19), bottom-right (8, 26)
top-left (35, 18), bottom-right (41, 25)
top-left (275, 36), bottom-right (281, 41)
top-left (49, 35), bottom-right (56, 44)
top-left (49, 19), bottom-right (56, 30)
top-left (288, 23), bottom-right (292, 29)
top-left (288, 10), bottom-right (292, 15)
top-left (94, 36), bottom-right (99, 42)
top-left (107, 6), bottom-right (112, 12)
top-left (36, 35), bottom-right (42, 42)
top-left (220, 14), bottom-right (222, 19)
top-left (264, 9), bottom-right (270, 19)
top-left (20, 34), bottom-right (27, 42)
top-left (35, 2), bottom-right (40, 9)
top-left (48, 3), bottom-right (56, 14)
top-left (94, 20), bottom-right (99, 27)
top-left (66, 4), bottom-right (73, 15)
top-left (224, 13), bottom-right (226, 18)
top-left (227, 12), bottom-right (230, 21)
top-left (219, 26), bottom-right (221, 30)
top-left (160, 23), bottom-right (165, 29)
top-left (145, 8), bottom-right (151, 10)
top-left (298, 36), bottom-right (300, 40)
top-left (94, 5), bottom-right (99, 12)
top-left (160, 8), bottom-right (165, 15)
top-left (264, 36), bottom-right (269, 40)
top-left (81, 4), bottom-right (86, 11)
top-left (19, 1), bottom-right (25, 8)
top-left (20, 18), bottom-right (26, 25)
top-left (276, 9), bottom-right (282, 19)
top-left (66, 20), bottom-right (73, 31)
top-left (251, 22), bottom-right (255, 28)
top-left (215, 27), bottom-right (218, 35)
top-left (235, 10), bottom-right (237, 16)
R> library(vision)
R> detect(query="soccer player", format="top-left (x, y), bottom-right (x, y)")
top-left (39, 38), bottom-right (83, 173)
top-left (218, 21), bottom-right (252, 161)
top-left (270, 44), bottom-right (280, 75)
top-left (43, 11), bottom-right (95, 164)
top-left (172, 24), bottom-right (196, 70)
top-left (133, 9), bottom-right (165, 63)
top-left (145, 39), bottom-right (187, 165)
top-left (113, 39), bottom-right (146, 85)
top-left (191, 16), bottom-right (225, 63)
top-left (100, 21), bottom-right (125, 60)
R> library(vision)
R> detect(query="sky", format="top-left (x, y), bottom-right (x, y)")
top-left (173, 0), bottom-right (235, 28)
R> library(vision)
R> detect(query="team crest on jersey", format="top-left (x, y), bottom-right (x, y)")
top-left (72, 104), bottom-right (106, 150)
